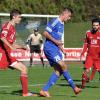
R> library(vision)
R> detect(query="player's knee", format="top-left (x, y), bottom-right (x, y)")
top-left (20, 64), bottom-right (28, 74)
top-left (55, 70), bottom-right (62, 76)
top-left (60, 62), bottom-right (67, 71)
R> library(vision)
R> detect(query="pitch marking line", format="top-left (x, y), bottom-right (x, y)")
top-left (0, 80), bottom-right (99, 88)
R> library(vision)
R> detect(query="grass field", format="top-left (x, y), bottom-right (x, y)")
top-left (64, 22), bottom-right (91, 47)
top-left (0, 62), bottom-right (100, 100)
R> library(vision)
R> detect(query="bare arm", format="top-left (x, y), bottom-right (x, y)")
top-left (13, 44), bottom-right (27, 50)
top-left (59, 45), bottom-right (66, 56)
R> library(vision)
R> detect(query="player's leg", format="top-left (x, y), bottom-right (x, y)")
top-left (38, 53), bottom-right (45, 67)
top-left (10, 61), bottom-right (36, 96)
top-left (30, 45), bottom-right (34, 67)
top-left (90, 59), bottom-right (100, 80)
top-left (36, 45), bottom-right (45, 67)
top-left (81, 56), bottom-right (93, 88)
top-left (82, 68), bottom-right (90, 88)
top-left (89, 68), bottom-right (96, 81)
top-left (40, 64), bottom-right (62, 97)
top-left (58, 60), bottom-right (81, 94)
top-left (30, 53), bottom-right (33, 67)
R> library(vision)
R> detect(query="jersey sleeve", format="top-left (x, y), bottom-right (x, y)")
top-left (81, 33), bottom-right (88, 54)
top-left (0, 28), bottom-right (9, 38)
top-left (45, 18), bottom-right (57, 34)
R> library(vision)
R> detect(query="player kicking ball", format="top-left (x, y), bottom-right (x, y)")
top-left (0, 9), bottom-right (37, 97)
top-left (40, 7), bottom-right (81, 97)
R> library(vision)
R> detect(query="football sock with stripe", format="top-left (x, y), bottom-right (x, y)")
top-left (43, 73), bottom-right (59, 91)
top-left (63, 71), bottom-right (75, 89)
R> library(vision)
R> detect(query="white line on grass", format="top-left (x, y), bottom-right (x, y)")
top-left (0, 80), bottom-right (99, 88)
top-left (0, 83), bottom-right (45, 88)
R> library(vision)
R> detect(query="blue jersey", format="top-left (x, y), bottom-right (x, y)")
top-left (44, 18), bottom-right (64, 66)
top-left (44, 18), bottom-right (64, 50)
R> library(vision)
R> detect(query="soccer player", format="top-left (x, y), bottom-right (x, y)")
top-left (26, 28), bottom-right (44, 67)
top-left (0, 9), bottom-right (36, 97)
top-left (80, 18), bottom-right (100, 88)
top-left (39, 7), bottom-right (81, 97)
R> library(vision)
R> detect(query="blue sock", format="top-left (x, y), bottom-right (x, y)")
top-left (43, 73), bottom-right (59, 91)
top-left (63, 71), bottom-right (75, 89)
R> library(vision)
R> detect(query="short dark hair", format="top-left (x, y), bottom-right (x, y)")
top-left (62, 7), bottom-right (73, 14)
top-left (10, 9), bottom-right (21, 20)
top-left (92, 18), bottom-right (100, 24)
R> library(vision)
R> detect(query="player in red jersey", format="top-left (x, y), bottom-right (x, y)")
top-left (80, 18), bottom-right (100, 88)
top-left (0, 9), bottom-right (37, 97)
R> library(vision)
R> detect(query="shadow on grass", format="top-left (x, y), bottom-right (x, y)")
top-left (56, 83), bottom-right (99, 89)
top-left (0, 89), bottom-right (40, 97)
top-left (11, 89), bottom-right (22, 96)
top-left (61, 78), bottom-right (82, 82)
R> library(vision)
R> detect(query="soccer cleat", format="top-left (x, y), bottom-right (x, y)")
top-left (73, 87), bottom-right (82, 95)
top-left (23, 92), bottom-right (37, 97)
top-left (40, 90), bottom-right (51, 97)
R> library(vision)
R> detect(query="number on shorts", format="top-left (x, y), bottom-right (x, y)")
top-left (54, 55), bottom-right (61, 62)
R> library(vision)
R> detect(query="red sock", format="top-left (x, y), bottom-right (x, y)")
top-left (90, 68), bottom-right (96, 81)
top-left (82, 73), bottom-right (88, 88)
top-left (20, 74), bottom-right (28, 95)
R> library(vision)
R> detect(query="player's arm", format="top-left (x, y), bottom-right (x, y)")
top-left (59, 45), bottom-right (66, 56)
top-left (44, 19), bottom-right (63, 46)
top-left (13, 44), bottom-right (27, 50)
top-left (39, 34), bottom-right (43, 44)
top-left (81, 38), bottom-right (88, 55)
top-left (43, 31), bottom-right (63, 46)
top-left (0, 37), bottom-right (15, 50)
top-left (0, 23), bottom-right (16, 50)
top-left (80, 34), bottom-right (88, 59)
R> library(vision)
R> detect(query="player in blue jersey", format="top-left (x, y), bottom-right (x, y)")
top-left (40, 7), bottom-right (81, 97)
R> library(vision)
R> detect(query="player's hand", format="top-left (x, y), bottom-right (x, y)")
top-left (80, 52), bottom-right (84, 61)
top-left (10, 46), bottom-right (17, 51)
top-left (20, 46), bottom-right (27, 50)
top-left (55, 40), bottom-right (64, 46)
top-left (63, 52), bottom-right (67, 57)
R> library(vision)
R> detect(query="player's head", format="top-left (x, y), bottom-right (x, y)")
top-left (10, 9), bottom-right (22, 24)
top-left (91, 18), bottom-right (100, 34)
top-left (59, 7), bottom-right (73, 22)
top-left (34, 28), bottom-right (39, 36)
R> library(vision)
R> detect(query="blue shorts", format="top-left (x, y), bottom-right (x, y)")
top-left (44, 48), bottom-right (63, 66)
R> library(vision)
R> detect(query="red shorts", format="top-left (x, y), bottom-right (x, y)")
top-left (0, 47), bottom-right (17, 70)
top-left (85, 56), bottom-right (100, 71)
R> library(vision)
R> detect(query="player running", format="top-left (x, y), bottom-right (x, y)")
top-left (80, 18), bottom-right (100, 88)
top-left (40, 7), bottom-right (81, 97)
top-left (0, 9), bottom-right (36, 97)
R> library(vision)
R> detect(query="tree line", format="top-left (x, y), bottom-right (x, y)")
top-left (0, 0), bottom-right (100, 22)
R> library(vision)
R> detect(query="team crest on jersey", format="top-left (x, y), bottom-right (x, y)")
top-left (2, 30), bottom-right (8, 36)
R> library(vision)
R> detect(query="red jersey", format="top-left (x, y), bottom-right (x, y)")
top-left (0, 22), bottom-right (17, 69)
top-left (0, 22), bottom-right (16, 45)
top-left (85, 30), bottom-right (100, 58)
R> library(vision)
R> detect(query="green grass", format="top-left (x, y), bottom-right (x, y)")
top-left (64, 22), bottom-right (91, 47)
top-left (0, 62), bottom-right (100, 100)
